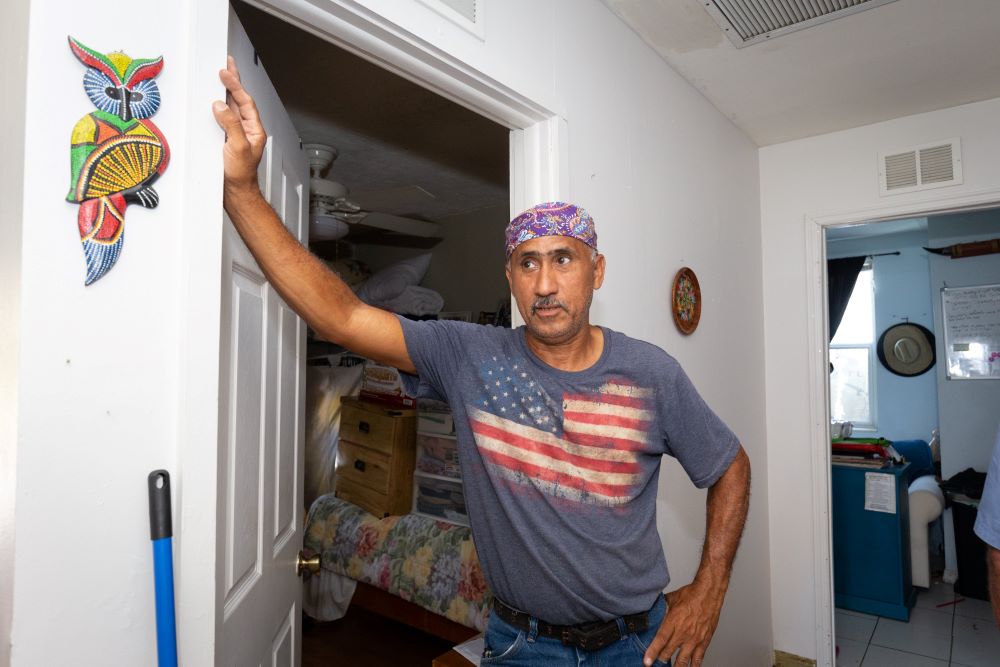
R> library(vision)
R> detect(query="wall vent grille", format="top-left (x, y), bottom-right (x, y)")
top-left (438, 0), bottom-right (476, 22)
top-left (703, 0), bottom-right (898, 48)
top-left (418, 0), bottom-right (483, 38)
top-left (919, 144), bottom-right (955, 184)
top-left (878, 139), bottom-right (962, 196)
top-left (884, 152), bottom-right (918, 190)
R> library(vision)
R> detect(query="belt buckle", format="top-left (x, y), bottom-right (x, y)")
top-left (566, 623), bottom-right (619, 651)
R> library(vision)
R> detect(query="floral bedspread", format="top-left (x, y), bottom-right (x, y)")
top-left (304, 494), bottom-right (492, 631)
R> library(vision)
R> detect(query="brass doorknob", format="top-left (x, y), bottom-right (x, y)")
top-left (297, 550), bottom-right (321, 577)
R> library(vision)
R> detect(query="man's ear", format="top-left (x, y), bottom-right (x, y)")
top-left (592, 253), bottom-right (606, 290)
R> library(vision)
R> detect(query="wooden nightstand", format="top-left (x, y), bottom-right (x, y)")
top-left (335, 397), bottom-right (416, 518)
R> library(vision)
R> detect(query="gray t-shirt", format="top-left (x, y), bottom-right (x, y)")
top-left (398, 318), bottom-right (740, 624)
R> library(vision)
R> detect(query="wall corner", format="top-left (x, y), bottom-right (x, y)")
top-left (0, 0), bottom-right (31, 663)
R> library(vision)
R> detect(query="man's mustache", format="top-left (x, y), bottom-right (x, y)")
top-left (532, 296), bottom-right (567, 315)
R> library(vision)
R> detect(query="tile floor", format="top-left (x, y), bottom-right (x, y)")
top-left (835, 582), bottom-right (1000, 666)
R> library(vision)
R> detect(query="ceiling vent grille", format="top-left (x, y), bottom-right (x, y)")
top-left (878, 139), bottom-right (963, 197)
top-left (703, 0), bottom-right (898, 48)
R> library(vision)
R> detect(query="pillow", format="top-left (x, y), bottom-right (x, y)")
top-left (355, 253), bottom-right (432, 304)
top-left (324, 258), bottom-right (371, 287)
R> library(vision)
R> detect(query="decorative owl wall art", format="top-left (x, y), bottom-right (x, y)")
top-left (67, 37), bottom-right (170, 285)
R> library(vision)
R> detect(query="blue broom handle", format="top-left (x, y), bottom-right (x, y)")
top-left (148, 470), bottom-right (178, 667)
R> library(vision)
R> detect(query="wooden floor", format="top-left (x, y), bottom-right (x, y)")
top-left (303, 606), bottom-right (455, 667)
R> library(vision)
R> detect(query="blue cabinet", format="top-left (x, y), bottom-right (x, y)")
top-left (832, 463), bottom-right (916, 621)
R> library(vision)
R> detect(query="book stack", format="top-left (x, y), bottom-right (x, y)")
top-left (832, 437), bottom-right (905, 469)
top-left (359, 360), bottom-right (417, 409)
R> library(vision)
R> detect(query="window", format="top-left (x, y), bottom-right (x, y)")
top-left (830, 262), bottom-right (876, 429)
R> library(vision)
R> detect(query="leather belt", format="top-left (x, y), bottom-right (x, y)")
top-left (491, 598), bottom-right (650, 652)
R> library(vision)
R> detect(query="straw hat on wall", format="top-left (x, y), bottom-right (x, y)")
top-left (877, 322), bottom-right (936, 377)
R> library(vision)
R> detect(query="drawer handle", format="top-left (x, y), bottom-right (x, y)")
top-left (359, 421), bottom-right (371, 434)
top-left (354, 459), bottom-right (366, 472)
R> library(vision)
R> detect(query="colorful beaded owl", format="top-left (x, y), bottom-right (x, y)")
top-left (67, 37), bottom-right (170, 285)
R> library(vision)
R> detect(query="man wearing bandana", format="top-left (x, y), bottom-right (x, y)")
top-left (214, 59), bottom-right (751, 667)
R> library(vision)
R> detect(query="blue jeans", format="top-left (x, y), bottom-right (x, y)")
top-left (481, 594), bottom-right (671, 666)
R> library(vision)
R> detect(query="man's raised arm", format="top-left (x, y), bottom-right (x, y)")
top-left (212, 57), bottom-right (414, 373)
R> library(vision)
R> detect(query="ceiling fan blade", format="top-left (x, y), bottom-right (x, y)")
top-left (349, 184), bottom-right (436, 214)
top-left (356, 211), bottom-right (441, 238)
top-left (329, 211), bottom-right (367, 225)
top-left (331, 197), bottom-right (362, 214)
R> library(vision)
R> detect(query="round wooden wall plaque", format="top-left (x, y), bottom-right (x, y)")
top-left (671, 267), bottom-right (701, 335)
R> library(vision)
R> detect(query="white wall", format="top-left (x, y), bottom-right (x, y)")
top-left (761, 96), bottom-right (1000, 661)
top-left (7, 0), bottom-right (769, 663)
top-left (927, 211), bottom-right (1000, 478)
top-left (0, 0), bottom-right (30, 663)
top-left (8, 0), bottom-right (226, 664)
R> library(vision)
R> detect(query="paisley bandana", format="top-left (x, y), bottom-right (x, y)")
top-left (505, 202), bottom-right (598, 259)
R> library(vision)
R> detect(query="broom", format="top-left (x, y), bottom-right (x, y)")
top-left (148, 470), bottom-right (178, 667)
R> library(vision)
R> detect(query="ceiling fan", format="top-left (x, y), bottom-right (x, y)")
top-left (304, 143), bottom-right (442, 244)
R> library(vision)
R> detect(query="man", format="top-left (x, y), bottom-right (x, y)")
top-left (213, 57), bottom-right (750, 667)
top-left (974, 428), bottom-right (1000, 628)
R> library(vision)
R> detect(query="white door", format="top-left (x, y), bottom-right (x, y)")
top-left (217, 8), bottom-right (309, 665)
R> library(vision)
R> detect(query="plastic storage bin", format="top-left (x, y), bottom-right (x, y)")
top-left (415, 433), bottom-right (461, 480)
top-left (417, 409), bottom-right (454, 435)
top-left (413, 473), bottom-right (468, 526)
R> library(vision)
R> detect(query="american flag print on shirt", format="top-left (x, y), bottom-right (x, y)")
top-left (469, 356), bottom-right (655, 507)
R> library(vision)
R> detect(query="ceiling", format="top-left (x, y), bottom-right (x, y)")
top-left (602, 0), bottom-right (1000, 145)
top-left (235, 0), bottom-right (1000, 226)
top-left (234, 2), bottom-right (509, 224)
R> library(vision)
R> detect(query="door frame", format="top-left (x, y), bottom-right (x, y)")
top-left (176, 1), bottom-right (565, 662)
top-left (241, 0), bottom-right (568, 213)
top-left (803, 185), bottom-right (1000, 666)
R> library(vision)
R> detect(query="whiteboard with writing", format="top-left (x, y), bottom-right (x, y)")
top-left (942, 284), bottom-right (1000, 379)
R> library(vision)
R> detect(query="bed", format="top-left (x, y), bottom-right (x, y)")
top-left (303, 494), bottom-right (492, 640)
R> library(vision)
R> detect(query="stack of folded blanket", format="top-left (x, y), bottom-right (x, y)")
top-left (354, 253), bottom-right (444, 316)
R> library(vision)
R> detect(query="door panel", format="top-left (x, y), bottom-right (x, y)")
top-left (225, 267), bottom-right (265, 606)
top-left (274, 301), bottom-right (299, 548)
top-left (274, 167), bottom-right (304, 552)
top-left (219, 7), bottom-right (308, 665)
top-left (271, 603), bottom-right (296, 666)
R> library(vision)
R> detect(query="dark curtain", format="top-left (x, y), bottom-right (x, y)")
top-left (828, 256), bottom-right (866, 340)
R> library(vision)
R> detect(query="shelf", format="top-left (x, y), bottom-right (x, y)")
top-left (310, 229), bottom-right (443, 253)
top-left (414, 470), bottom-right (462, 483)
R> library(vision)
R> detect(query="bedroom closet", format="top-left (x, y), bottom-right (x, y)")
top-left (233, 2), bottom-right (510, 662)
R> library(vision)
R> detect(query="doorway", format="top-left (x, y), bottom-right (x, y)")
top-left (178, 1), bottom-right (566, 663)
top-left (229, 7), bottom-right (512, 657)
top-left (809, 202), bottom-right (1000, 666)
